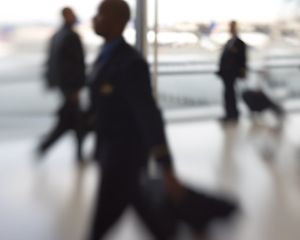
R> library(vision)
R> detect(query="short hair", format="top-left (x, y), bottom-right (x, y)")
top-left (61, 7), bottom-right (72, 17)
top-left (230, 20), bottom-right (237, 26)
top-left (103, 0), bottom-right (130, 25)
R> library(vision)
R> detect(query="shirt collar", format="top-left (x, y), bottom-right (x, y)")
top-left (100, 36), bottom-right (124, 59)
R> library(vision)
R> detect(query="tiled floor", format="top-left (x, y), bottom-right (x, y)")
top-left (1, 111), bottom-right (300, 240)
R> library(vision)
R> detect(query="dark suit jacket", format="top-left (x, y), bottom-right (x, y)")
top-left (45, 24), bottom-right (85, 93)
top-left (89, 38), bottom-right (171, 167)
top-left (218, 37), bottom-right (246, 79)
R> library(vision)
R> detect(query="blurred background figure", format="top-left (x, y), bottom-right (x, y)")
top-left (37, 7), bottom-right (86, 163)
top-left (216, 20), bottom-right (247, 122)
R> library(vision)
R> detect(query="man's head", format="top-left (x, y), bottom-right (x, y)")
top-left (93, 0), bottom-right (130, 43)
top-left (62, 7), bottom-right (77, 26)
top-left (229, 20), bottom-right (237, 37)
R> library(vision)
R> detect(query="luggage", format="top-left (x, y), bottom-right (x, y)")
top-left (140, 178), bottom-right (179, 235)
top-left (140, 177), bottom-right (238, 235)
top-left (174, 187), bottom-right (237, 231)
top-left (242, 89), bottom-right (276, 112)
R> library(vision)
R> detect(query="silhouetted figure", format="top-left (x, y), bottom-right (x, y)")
top-left (216, 21), bottom-right (247, 122)
top-left (86, 2), bottom-right (238, 240)
top-left (86, 1), bottom-right (184, 239)
top-left (38, 7), bottom-right (85, 162)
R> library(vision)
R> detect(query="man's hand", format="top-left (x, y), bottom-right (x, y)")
top-left (87, 114), bottom-right (96, 126)
top-left (163, 166), bottom-right (186, 205)
top-left (46, 82), bottom-right (56, 90)
top-left (72, 91), bottom-right (80, 102)
top-left (239, 68), bottom-right (247, 79)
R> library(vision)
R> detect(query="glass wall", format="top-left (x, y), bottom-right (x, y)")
top-left (0, 0), bottom-right (136, 115)
top-left (146, 0), bottom-right (300, 116)
top-left (1, 0), bottom-right (300, 117)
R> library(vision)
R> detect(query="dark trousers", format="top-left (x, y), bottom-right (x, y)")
top-left (39, 94), bottom-right (86, 160)
top-left (87, 142), bottom-right (171, 240)
top-left (222, 75), bottom-right (239, 118)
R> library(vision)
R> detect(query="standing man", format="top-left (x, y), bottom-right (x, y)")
top-left (87, 1), bottom-right (182, 239)
top-left (38, 7), bottom-right (85, 162)
top-left (216, 20), bottom-right (247, 122)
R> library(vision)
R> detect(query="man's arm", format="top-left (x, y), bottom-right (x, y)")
top-left (238, 41), bottom-right (247, 79)
top-left (44, 37), bottom-right (56, 89)
top-left (122, 58), bottom-right (186, 203)
top-left (122, 58), bottom-right (172, 168)
top-left (63, 33), bottom-right (85, 91)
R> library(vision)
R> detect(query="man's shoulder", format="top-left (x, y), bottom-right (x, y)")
top-left (236, 37), bottom-right (245, 46)
top-left (66, 29), bottom-right (80, 40)
top-left (120, 41), bottom-right (144, 60)
top-left (116, 41), bottom-right (147, 67)
top-left (57, 26), bottom-right (79, 39)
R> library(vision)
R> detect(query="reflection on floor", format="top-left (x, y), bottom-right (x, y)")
top-left (1, 111), bottom-right (300, 240)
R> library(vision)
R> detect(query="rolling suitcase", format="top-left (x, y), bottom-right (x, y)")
top-left (241, 89), bottom-right (283, 114)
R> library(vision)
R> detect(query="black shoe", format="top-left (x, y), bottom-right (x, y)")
top-left (33, 145), bottom-right (46, 162)
top-left (219, 116), bottom-right (238, 123)
top-left (274, 107), bottom-right (284, 118)
top-left (76, 157), bottom-right (85, 165)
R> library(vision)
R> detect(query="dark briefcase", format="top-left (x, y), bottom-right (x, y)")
top-left (141, 177), bottom-right (238, 233)
top-left (173, 188), bottom-right (237, 231)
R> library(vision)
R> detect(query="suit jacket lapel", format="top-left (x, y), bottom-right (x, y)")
top-left (90, 41), bottom-right (126, 87)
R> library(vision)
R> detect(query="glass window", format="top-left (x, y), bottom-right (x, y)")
top-left (0, 0), bottom-right (135, 115)
top-left (146, 0), bottom-right (300, 116)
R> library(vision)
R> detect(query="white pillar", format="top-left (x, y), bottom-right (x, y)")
top-left (136, 0), bottom-right (159, 101)
top-left (153, 0), bottom-right (158, 101)
top-left (135, 0), bottom-right (147, 57)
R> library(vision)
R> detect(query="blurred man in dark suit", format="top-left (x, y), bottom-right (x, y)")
top-left (86, 1), bottom-right (183, 239)
top-left (217, 20), bottom-right (247, 122)
top-left (38, 7), bottom-right (85, 162)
